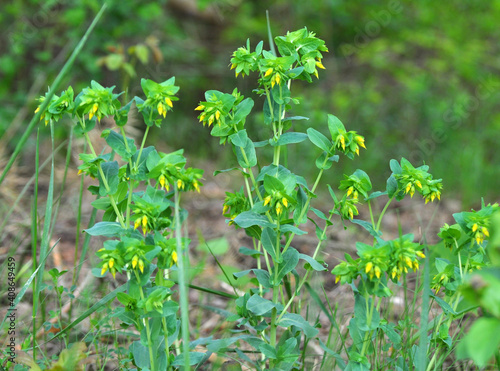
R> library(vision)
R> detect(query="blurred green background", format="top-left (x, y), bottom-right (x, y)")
top-left (1, 0), bottom-right (499, 206)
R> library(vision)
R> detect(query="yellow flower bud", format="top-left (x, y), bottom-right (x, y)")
top-left (374, 266), bottom-right (381, 279)
top-left (165, 97), bottom-right (173, 108)
top-left (172, 251), bottom-right (178, 265)
top-left (101, 262), bottom-right (108, 276)
top-left (193, 180), bottom-right (200, 193)
top-left (416, 251), bottom-right (426, 259)
top-left (414, 180), bottom-right (422, 189)
top-left (405, 182), bottom-right (412, 194)
top-left (472, 223), bottom-right (478, 232)
top-left (132, 255), bottom-right (138, 269)
top-left (134, 218), bottom-right (141, 230)
top-left (222, 205), bottom-right (229, 215)
top-left (365, 262), bottom-right (373, 274)
top-left (482, 227), bottom-right (489, 237)
top-left (142, 215), bottom-right (148, 229)
top-left (195, 105), bottom-right (204, 111)
top-left (138, 259), bottom-right (144, 273)
top-left (355, 135), bottom-right (366, 149)
top-left (335, 275), bottom-right (340, 284)
top-left (264, 195), bottom-right (271, 206)
top-left (347, 186), bottom-right (353, 197)
top-left (339, 135), bottom-right (345, 150)
top-left (282, 197), bottom-right (288, 208)
top-left (264, 68), bottom-right (273, 77)
top-left (109, 258), bottom-right (114, 269)
top-left (215, 110), bottom-right (221, 120)
top-left (316, 61), bottom-right (325, 69)
top-left (276, 202), bottom-right (283, 216)
top-left (275, 73), bottom-right (281, 85)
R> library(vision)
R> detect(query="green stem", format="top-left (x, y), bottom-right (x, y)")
top-left (134, 270), bottom-right (156, 371)
top-left (82, 130), bottom-right (126, 228)
top-left (135, 125), bottom-right (151, 169)
top-left (376, 195), bottom-right (395, 232)
top-left (174, 186), bottom-right (191, 369)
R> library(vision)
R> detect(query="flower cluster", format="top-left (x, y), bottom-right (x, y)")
top-left (391, 158), bottom-right (443, 203)
top-left (135, 77), bottom-right (179, 126)
top-left (327, 114), bottom-right (366, 159)
top-left (332, 234), bottom-right (424, 285)
top-left (34, 87), bottom-right (75, 125)
top-left (229, 27), bottom-right (328, 88)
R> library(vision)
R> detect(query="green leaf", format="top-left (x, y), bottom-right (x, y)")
top-left (307, 128), bottom-right (331, 152)
top-left (234, 138), bottom-right (257, 168)
top-left (98, 161), bottom-right (119, 196)
top-left (354, 293), bottom-right (380, 331)
top-left (233, 97), bottom-right (254, 123)
top-left (103, 130), bottom-right (137, 160)
top-left (238, 246), bottom-right (263, 258)
top-left (233, 211), bottom-right (275, 228)
top-left (259, 343), bottom-right (277, 359)
top-left (299, 253), bottom-right (327, 271)
top-left (327, 114), bottom-right (346, 136)
top-left (214, 167), bottom-right (250, 177)
top-left (263, 174), bottom-right (286, 194)
top-left (279, 313), bottom-right (318, 338)
top-left (261, 227), bottom-right (278, 262)
top-left (275, 247), bottom-right (299, 284)
top-left (247, 294), bottom-right (278, 316)
top-left (229, 129), bottom-right (249, 148)
top-left (456, 317), bottom-right (500, 367)
top-left (274, 132), bottom-right (308, 146)
top-left (172, 352), bottom-right (207, 366)
top-left (350, 219), bottom-right (382, 239)
top-left (85, 222), bottom-right (125, 237)
top-left (280, 224), bottom-right (308, 235)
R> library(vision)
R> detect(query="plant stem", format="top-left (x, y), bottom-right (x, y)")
top-left (134, 270), bottom-right (156, 371)
top-left (376, 195), bottom-right (395, 232)
top-left (174, 186), bottom-right (191, 370)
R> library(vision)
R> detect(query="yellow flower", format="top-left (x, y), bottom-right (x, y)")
top-left (134, 218), bottom-right (141, 230)
top-left (374, 266), bottom-right (381, 279)
top-left (132, 255), bottom-right (139, 269)
top-left (416, 251), bottom-right (426, 259)
top-left (263, 195), bottom-right (272, 206)
top-left (172, 251), bottom-right (178, 265)
top-left (472, 223), bottom-right (478, 232)
top-left (193, 180), bottom-right (200, 193)
top-left (159, 175), bottom-right (166, 189)
top-left (264, 68), bottom-right (273, 77)
top-left (158, 102), bottom-right (166, 118)
top-left (275, 73), bottom-right (281, 85)
top-left (365, 261), bottom-right (373, 274)
top-left (101, 262), bottom-right (108, 276)
top-left (108, 258), bottom-right (115, 269)
top-left (208, 114), bottom-right (214, 126)
top-left (348, 208), bottom-right (354, 220)
top-left (165, 97), bottom-right (173, 108)
top-left (405, 182), bottom-right (412, 194)
top-left (142, 215), bottom-right (148, 233)
top-left (316, 60), bottom-right (325, 69)
top-left (89, 103), bottom-right (99, 120)
top-left (482, 227), bottom-right (489, 237)
top-left (355, 147), bottom-right (360, 156)
top-left (339, 135), bottom-right (345, 150)
top-left (405, 257), bottom-right (413, 269)
top-left (222, 204), bottom-right (229, 215)
top-left (355, 135), bottom-right (366, 149)
top-left (177, 179), bottom-right (184, 190)
top-left (215, 110), bottom-right (221, 120)
top-left (276, 202), bottom-right (283, 216)
top-left (195, 105), bottom-right (204, 111)
top-left (347, 186), bottom-right (353, 197)
top-left (335, 275), bottom-right (340, 284)
top-left (282, 197), bottom-right (288, 208)
top-left (138, 259), bottom-right (144, 273)
top-left (414, 180), bottom-right (422, 189)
